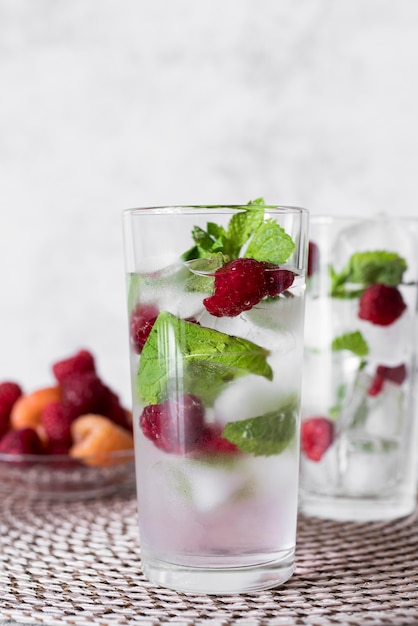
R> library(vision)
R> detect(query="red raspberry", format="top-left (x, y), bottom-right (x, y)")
top-left (0, 381), bottom-right (22, 438)
top-left (358, 284), bottom-right (406, 326)
top-left (40, 401), bottom-right (77, 445)
top-left (140, 393), bottom-right (205, 454)
top-left (367, 375), bottom-right (385, 397)
top-left (368, 363), bottom-right (407, 397)
top-left (100, 386), bottom-right (132, 432)
top-left (196, 424), bottom-right (240, 455)
top-left (52, 349), bottom-right (96, 383)
top-left (0, 427), bottom-right (44, 456)
top-left (301, 416), bottom-right (334, 462)
top-left (61, 371), bottom-right (107, 416)
top-left (307, 241), bottom-right (319, 277)
top-left (377, 363), bottom-right (407, 384)
top-left (260, 262), bottom-right (295, 297)
top-left (46, 441), bottom-right (72, 456)
top-left (130, 303), bottom-right (159, 353)
top-left (203, 258), bottom-right (268, 317)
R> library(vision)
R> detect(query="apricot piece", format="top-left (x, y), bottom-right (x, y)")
top-left (69, 414), bottom-right (134, 466)
top-left (10, 386), bottom-right (61, 439)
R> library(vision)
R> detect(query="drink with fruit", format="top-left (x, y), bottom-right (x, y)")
top-left (122, 202), bottom-right (308, 593)
top-left (300, 216), bottom-right (418, 521)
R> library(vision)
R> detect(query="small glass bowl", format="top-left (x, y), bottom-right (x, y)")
top-left (0, 449), bottom-right (136, 500)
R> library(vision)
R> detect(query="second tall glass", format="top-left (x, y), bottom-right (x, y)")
top-left (300, 215), bottom-right (418, 522)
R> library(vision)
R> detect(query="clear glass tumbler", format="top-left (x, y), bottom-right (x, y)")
top-left (122, 203), bottom-right (308, 593)
top-left (300, 215), bottom-right (418, 522)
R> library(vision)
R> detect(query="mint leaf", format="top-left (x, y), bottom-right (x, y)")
top-left (222, 395), bottom-right (298, 456)
top-left (332, 330), bottom-right (369, 357)
top-left (330, 266), bottom-right (364, 299)
top-left (181, 198), bottom-right (297, 265)
top-left (193, 223), bottom-right (228, 256)
top-left (331, 250), bottom-right (407, 298)
top-left (138, 311), bottom-right (273, 405)
top-left (347, 251), bottom-right (406, 286)
top-left (328, 383), bottom-right (346, 418)
top-left (245, 219), bottom-right (296, 264)
top-left (182, 204), bottom-right (266, 262)
top-left (247, 197), bottom-right (266, 206)
top-left (184, 254), bottom-right (224, 293)
top-left (226, 207), bottom-right (264, 258)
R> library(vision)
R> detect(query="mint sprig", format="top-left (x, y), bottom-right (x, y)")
top-left (331, 250), bottom-right (407, 298)
top-left (331, 330), bottom-right (369, 357)
top-left (222, 395), bottom-right (298, 456)
top-left (245, 219), bottom-right (296, 264)
top-left (181, 198), bottom-right (295, 266)
top-left (138, 311), bottom-right (273, 406)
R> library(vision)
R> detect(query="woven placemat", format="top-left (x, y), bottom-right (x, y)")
top-left (0, 491), bottom-right (417, 626)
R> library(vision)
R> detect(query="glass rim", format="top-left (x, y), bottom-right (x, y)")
top-left (309, 213), bottom-right (418, 224)
top-left (123, 204), bottom-right (308, 216)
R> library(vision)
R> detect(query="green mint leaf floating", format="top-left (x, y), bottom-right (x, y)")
top-left (247, 197), bottom-right (266, 207)
top-left (332, 330), bottom-right (369, 357)
top-left (195, 223), bottom-right (228, 256)
top-left (182, 207), bottom-right (265, 262)
top-left (346, 251), bottom-right (407, 286)
top-left (138, 311), bottom-right (273, 406)
top-left (222, 395), bottom-right (298, 456)
top-left (181, 199), bottom-right (295, 264)
top-left (184, 253), bottom-right (225, 293)
top-left (330, 250), bottom-right (407, 298)
top-left (181, 223), bottom-right (228, 261)
top-left (226, 206), bottom-right (264, 258)
top-left (245, 219), bottom-right (296, 264)
top-left (330, 266), bottom-right (364, 299)
top-left (328, 383), bottom-right (347, 419)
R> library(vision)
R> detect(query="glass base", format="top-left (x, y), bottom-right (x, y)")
top-left (299, 490), bottom-right (417, 522)
top-left (141, 549), bottom-right (295, 594)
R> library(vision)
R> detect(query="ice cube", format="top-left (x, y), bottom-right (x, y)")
top-left (215, 344), bottom-right (303, 425)
top-left (300, 442), bottom-right (339, 494)
top-left (246, 293), bottom-right (304, 336)
top-left (214, 374), bottom-right (285, 424)
top-left (364, 383), bottom-right (404, 439)
top-left (340, 434), bottom-right (400, 496)
top-left (178, 460), bottom-right (251, 513)
top-left (357, 309), bottom-right (413, 366)
top-left (333, 368), bottom-right (371, 433)
top-left (330, 215), bottom-right (417, 277)
top-left (196, 309), bottom-right (255, 338)
top-left (302, 350), bottom-right (360, 414)
top-left (305, 294), bottom-right (361, 352)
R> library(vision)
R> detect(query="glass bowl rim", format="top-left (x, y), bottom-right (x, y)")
top-left (0, 448), bottom-right (135, 464)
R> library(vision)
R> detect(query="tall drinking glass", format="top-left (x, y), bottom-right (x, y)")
top-left (122, 204), bottom-right (308, 593)
top-left (300, 215), bottom-right (418, 522)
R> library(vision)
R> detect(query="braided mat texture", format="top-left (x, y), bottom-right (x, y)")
top-left (0, 492), bottom-right (417, 626)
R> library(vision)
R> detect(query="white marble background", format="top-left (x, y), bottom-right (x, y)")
top-left (1, 0), bottom-right (418, 403)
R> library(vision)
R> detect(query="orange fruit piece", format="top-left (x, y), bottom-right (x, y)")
top-left (69, 414), bottom-right (134, 466)
top-left (10, 386), bottom-right (61, 439)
